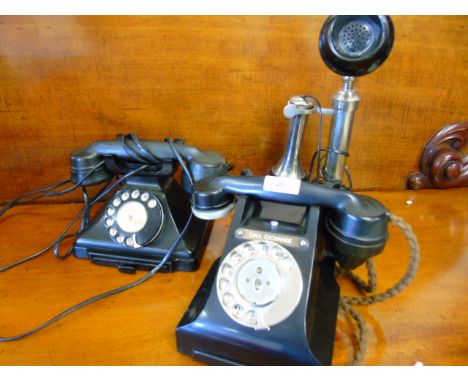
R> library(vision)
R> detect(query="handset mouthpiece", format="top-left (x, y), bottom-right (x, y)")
top-left (192, 202), bottom-right (235, 221)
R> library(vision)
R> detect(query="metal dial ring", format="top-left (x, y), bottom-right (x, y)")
top-left (105, 189), bottom-right (164, 248)
top-left (216, 240), bottom-right (303, 330)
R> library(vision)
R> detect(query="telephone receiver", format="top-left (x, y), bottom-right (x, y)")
top-left (71, 134), bottom-right (231, 273)
top-left (190, 175), bottom-right (389, 269)
top-left (71, 134), bottom-right (229, 189)
top-left (176, 15), bottom-right (395, 365)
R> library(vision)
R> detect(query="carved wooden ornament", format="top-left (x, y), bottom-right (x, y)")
top-left (407, 121), bottom-right (468, 190)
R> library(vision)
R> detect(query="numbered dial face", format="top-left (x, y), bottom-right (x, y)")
top-left (216, 240), bottom-right (303, 330)
top-left (104, 189), bottom-right (164, 248)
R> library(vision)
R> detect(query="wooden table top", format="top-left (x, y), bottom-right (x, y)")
top-left (0, 188), bottom-right (466, 366)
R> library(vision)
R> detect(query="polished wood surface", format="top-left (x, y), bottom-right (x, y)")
top-left (0, 188), bottom-right (466, 365)
top-left (0, 16), bottom-right (467, 202)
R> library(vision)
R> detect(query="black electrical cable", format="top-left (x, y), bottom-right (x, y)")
top-left (130, 132), bottom-right (164, 165)
top-left (120, 133), bottom-right (151, 164)
top-left (0, 139), bottom-right (193, 341)
top-left (52, 165), bottom-right (149, 259)
top-left (119, 133), bottom-right (164, 169)
top-left (0, 213), bottom-right (194, 342)
top-left (0, 161), bottom-right (105, 219)
top-left (79, 178), bottom-right (113, 234)
top-left (166, 137), bottom-right (193, 187)
top-left (81, 186), bottom-right (91, 230)
top-left (0, 178), bottom-right (72, 218)
top-left (0, 161), bottom-right (106, 272)
top-left (306, 96), bottom-right (324, 183)
top-left (303, 98), bottom-right (352, 189)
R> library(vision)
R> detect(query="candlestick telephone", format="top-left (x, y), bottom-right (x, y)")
top-left (176, 15), bottom-right (419, 365)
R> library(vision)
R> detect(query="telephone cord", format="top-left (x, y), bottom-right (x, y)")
top-left (0, 161), bottom-right (106, 272)
top-left (0, 179), bottom-right (72, 218)
top-left (166, 137), bottom-right (194, 187)
top-left (0, 213), bottom-right (194, 342)
top-left (52, 177), bottom-right (117, 259)
top-left (337, 213), bottom-right (421, 365)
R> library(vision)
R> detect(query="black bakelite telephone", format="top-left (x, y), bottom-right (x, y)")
top-left (70, 134), bottom-right (231, 273)
top-left (176, 16), bottom-right (410, 365)
top-left (0, 133), bottom-right (231, 341)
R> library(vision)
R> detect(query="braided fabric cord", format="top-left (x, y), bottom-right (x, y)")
top-left (338, 213), bottom-right (421, 365)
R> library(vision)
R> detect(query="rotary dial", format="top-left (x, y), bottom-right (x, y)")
top-left (216, 240), bottom-right (303, 330)
top-left (104, 189), bottom-right (164, 248)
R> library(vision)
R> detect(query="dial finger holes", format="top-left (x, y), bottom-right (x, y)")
top-left (219, 278), bottom-right (231, 292)
top-left (233, 304), bottom-right (244, 319)
top-left (221, 264), bottom-right (234, 278)
top-left (105, 189), bottom-right (163, 248)
top-left (230, 251), bottom-right (243, 265)
top-left (216, 240), bottom-right (303, 329)
top-left (222, 293), bottom-right (235, 308)
top-left (242, 243), bottom-right (256, 257)
top-left (246, 310), bottom-right (257, 326)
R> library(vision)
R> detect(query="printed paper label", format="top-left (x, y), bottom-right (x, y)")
top-left (263, 175), bottom-right (301, 195)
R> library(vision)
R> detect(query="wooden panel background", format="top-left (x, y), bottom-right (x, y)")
top-left (0, 16), bottom-right (466, 202)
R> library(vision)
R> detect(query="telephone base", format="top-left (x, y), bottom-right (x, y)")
top-left (176, 199), bottom-right (340, 365)
top-left (176, 255), bottom-right (339, 365)
top-left (74, 175), bottom-right (211, 273)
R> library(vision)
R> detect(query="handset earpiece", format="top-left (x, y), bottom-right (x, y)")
top-left (324, 194), bottom-right (389, 269)
top-left (71, 149), bottom-right (112, 186)
top-left (319, 15), bottom-right (394, 77)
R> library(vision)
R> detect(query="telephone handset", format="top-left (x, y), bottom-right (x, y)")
top-left (71, 134), bottom-right (231, 273)
top-left (176, 16), bottom-right (399, 365)
top-left (191, 175), bottom-right (389, 269)
top-left (71, 135), bottom-right (228, 189)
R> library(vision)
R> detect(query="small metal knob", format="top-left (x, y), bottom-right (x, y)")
top-left (283, 95), bottom-right (317, 119)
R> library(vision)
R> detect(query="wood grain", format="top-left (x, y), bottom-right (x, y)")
top-left (0, 16), bottom-right (467, 203)
top-left (0, 188), bottom-right (466, 365)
